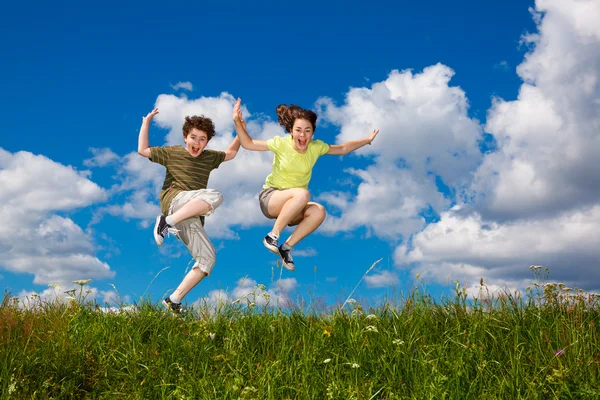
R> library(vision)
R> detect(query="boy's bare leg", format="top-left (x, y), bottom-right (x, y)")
top-left (169, 199), bottom-right (212, 225)
top-left (267, 189), bottom-right (310, 236)
top-left (171, 269), bottom-right (208, 301)
top-left (285, 202), bottom-right (327, 247)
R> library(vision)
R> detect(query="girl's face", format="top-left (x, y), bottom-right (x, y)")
top-left (291, 118), bottom-right (314, 153)
top-left (184, 128), bottom-right (209, 157)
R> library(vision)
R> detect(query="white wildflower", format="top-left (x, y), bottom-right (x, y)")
top-left (323, 358), bottom-right (332, 364)
top-left (365, 325), bottom-right (379, 333)
top-left (72, 279), bottom-right (92, 286)
top-left (208, 333), bottom-right (216, 340)
top-left (393, 339), bottom-right (404, 345)
top-left (366, 314), bottom-right (378, 320)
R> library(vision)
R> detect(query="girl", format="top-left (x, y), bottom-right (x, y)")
top-left (233, 98), bottom-right (379, 271)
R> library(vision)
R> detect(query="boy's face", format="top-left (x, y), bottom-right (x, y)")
top-left (184, 128), bottom-right (209, 157)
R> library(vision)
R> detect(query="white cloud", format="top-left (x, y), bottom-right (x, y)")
top-left (170, 81), bottom-right (193, 91)
top-left (388, 0), bottom-right (600, 295)
top-left (397, 205), bottom-right (600, 290)
top-left (318, 165), bottom-right (447, 239)
top-left (0, 149), bottom-right (114, 287)
top-left (317, 63), bottom-right (483, 185)
top-left (84, 148), bottom-right (119, 167)
top-left (494, 60), bottom-right (509, 70)
top-left (469, 0), bottom-right (600, 221)
top-left (316, 64), bottom-right (483, 240)
top-left (365, 270), bottom-right (400, 288)
top-left (291, 247), bottom-right (318, 257)
top-left (192, 276), bottom-right (297, 309)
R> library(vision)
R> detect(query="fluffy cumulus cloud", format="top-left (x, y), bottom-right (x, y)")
top-left (397, 0), bottom-right (600, 293)
top-left (192, 276), bottom-right (298, 309)
top-left (0, 149), bottom-right (114, 287)
top-left (365, 270), bottom-right (400, 288)
top-left (316, 63), bottom-right (483, 240)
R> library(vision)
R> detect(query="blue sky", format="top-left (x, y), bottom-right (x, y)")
top-left (2, 0), bottom-right (600, 308)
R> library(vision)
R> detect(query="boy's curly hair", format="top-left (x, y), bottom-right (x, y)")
top-left (182, 116), bottom-right (216, 140)
top-left (276, 104), bottom-right (317, 133)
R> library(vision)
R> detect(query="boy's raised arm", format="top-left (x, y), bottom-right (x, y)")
top-left (138, 108), bottom-right (159, 159)
top-left (223, 136), bottom-right (241, 162)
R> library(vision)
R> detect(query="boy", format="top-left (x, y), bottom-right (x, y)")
top-left (137, 107), bottom-right (240, 313)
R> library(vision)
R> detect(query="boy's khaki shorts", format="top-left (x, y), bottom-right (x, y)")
top-left (168, 189), bottom-right (223, 276)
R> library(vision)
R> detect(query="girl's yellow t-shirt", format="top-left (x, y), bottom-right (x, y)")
top-left (263, 135), bottom-right (330, 189)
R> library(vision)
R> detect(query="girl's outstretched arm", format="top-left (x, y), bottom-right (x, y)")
top-left (326, 129), bottom-right (379, 156)
top-left (138, 108), bottom-right (159, 158)
top-left (233, 98), bottom-right (269, 152)
top-left (223, 136), bottom-right (241, 162)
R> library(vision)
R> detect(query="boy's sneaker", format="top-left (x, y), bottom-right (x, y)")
top-left (154, 215), bottom-right (177, 246)
top-left (162, 297), bottom-right (183, 315)
top-left (278, 245), bottom-right (295, 271)
top-left (263, 234), bottom-right (280, 256)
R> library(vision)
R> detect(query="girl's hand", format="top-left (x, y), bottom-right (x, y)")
top-left (233, 98), bottom-right (246, 129)
top-left (143, 108), bottom-right (159, 122)
top-left (367, 129), bottom-right (379, 144)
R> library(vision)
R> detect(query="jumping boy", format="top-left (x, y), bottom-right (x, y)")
top-left (137, 108), bottom-right (240, 313)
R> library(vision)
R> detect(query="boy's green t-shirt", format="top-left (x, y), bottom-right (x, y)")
top-left (263, 135), bottom-right (330, 190)
top-left (150, 145), bottom-right (226, 216)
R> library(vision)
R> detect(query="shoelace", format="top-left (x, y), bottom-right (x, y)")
top-left (161, 225), bottom-right (180, 238)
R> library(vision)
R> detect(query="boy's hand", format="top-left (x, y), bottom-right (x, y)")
top-left (232, 98), bottom-right (246, 129)
top-left (143, 108), bottom-right (159, 123)
top-left (367, 129), bottom-right (379, 145)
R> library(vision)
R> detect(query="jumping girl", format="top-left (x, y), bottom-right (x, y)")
top-left (232, 98), bottom-right (379, 271)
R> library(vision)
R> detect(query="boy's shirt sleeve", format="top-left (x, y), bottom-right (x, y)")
top-left (211, 150), bottom-right (227, 169)
top-left (266, 135), bottom-right (282, 154)
top-left (149, 146), bottom-right (170, 166)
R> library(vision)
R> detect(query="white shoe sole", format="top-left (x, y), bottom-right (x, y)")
top-left (281, 261), bottom-right (295, 272)
top-left (263, 238), bottom-right (280, 256)
top-left (154, 216), bottom-right (164, 246)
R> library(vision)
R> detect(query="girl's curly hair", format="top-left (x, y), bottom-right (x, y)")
top-left (276, 104), bottom-right (317, 133)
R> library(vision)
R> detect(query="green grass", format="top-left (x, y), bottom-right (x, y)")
top-left (2, 270), bottom-right (600, 399)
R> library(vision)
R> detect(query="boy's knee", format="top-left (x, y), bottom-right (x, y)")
top-left (192, 255), bottom-right (216, 276)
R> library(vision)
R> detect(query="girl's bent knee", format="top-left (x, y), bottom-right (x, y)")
top-left (293, 188), bottom-right (311, 203)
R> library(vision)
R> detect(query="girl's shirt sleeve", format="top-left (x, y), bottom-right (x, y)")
top-left (313, 140), bottom-right (330, 156)
top-left (266, 135), bottom-right (283, 154)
